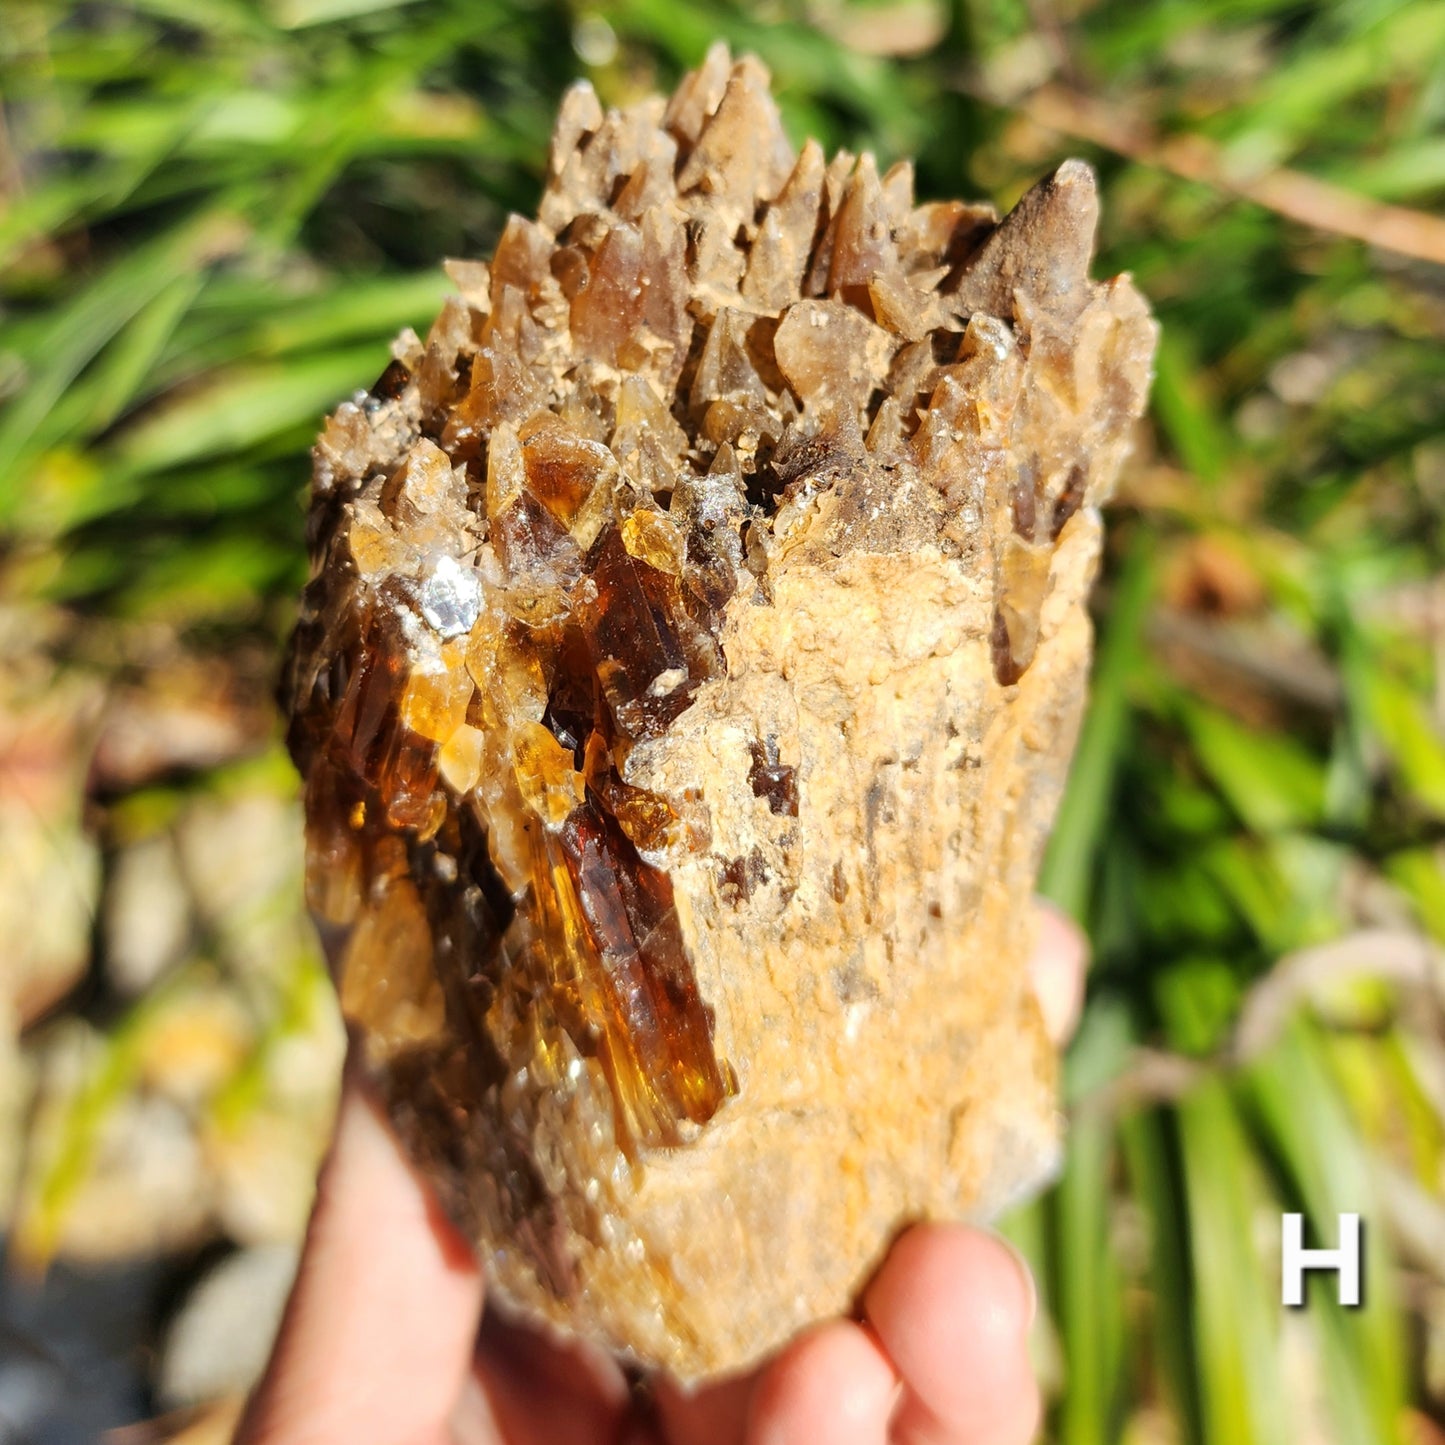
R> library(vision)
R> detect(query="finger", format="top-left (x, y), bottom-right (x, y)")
top-left (470, 1307), bottom-right (630, 1445)
top-left (653, 1365), bottom-right (755, 1445)
top-left (1028, 901), bottom-right (1087, 1045)
top-left (864, 1225), bottom-right (1039, 1445)
top-left (238, 1063), bottom-right (485, 1445)
top-left (743, 1319), bottom-right (898, 1445)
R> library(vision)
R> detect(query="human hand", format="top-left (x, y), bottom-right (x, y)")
top-left (239, 904), bottom-right (1085, 1445)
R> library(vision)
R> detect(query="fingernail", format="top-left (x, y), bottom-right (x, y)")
top-left (992, 1232), bottom-right (1039, 1330)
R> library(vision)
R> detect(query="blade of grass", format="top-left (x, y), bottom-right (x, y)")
top-left (84, 269), bottom-right (208, 431)
top-left (1177, 1077), bottom-right (1287, 1445)
top-left (1176, 701), bottom-right (1326, 834)
top-left (1120, 1106), bottom-right (1205, 1445)
top-left (0, 211), bottom-right (244, 497)
top-left (1052, 998), bottom-right (1133, 1445)
top-left (112, 343), bottom-right (385, 475)
top-left (1040, 538), bottom-right (1155, 920)
top-left (1246, 1020), bottom-right (1409, 1445)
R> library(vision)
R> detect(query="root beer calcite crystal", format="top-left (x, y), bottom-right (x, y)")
top-left (283, 45), bottom-right (1156, 1380)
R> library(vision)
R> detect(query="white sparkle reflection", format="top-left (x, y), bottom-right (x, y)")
top-left (420, 554), bottom-right (482, 638)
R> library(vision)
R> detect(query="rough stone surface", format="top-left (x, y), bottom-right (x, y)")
top-left (282, 44), bottom-right (1157, 1381)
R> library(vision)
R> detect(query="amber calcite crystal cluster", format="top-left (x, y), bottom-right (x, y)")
top-left (283, 45), bottom-right (1156, 1380)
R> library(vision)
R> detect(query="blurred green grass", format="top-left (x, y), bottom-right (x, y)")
top-left (2, 0), bottom-right (1444, 1439)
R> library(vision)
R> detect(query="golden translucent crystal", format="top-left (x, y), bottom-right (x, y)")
top-left (282, 44), bottom-right (1157, 1379)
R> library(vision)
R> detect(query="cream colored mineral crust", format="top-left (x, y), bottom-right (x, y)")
top-left (283, 43), bottom-right (1157, 1380)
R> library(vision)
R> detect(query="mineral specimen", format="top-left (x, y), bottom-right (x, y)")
top-left (282, 44), bottom-right (1157, 1381)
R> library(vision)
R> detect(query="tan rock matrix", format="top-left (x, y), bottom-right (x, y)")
top-left (282, 44), bottom-right (1157, 1380)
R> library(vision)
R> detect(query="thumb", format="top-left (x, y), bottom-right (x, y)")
top-left (238, 1060), bottom-right (485, 1444)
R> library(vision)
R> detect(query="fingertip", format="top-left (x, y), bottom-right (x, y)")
top-left (746, 1319), bottom-right (898, 1445)
top-left (654, 1364), bottom-right (755, 1445)
top-left (864, 1224), bottom-right (1037, 1437)
top-left (890, 1373), bottom-right (1042, 1445)
top-left (473, 1311), bottom-right (631, 1445)
top-left (1029, 901), bottom-right (1087, 1044)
